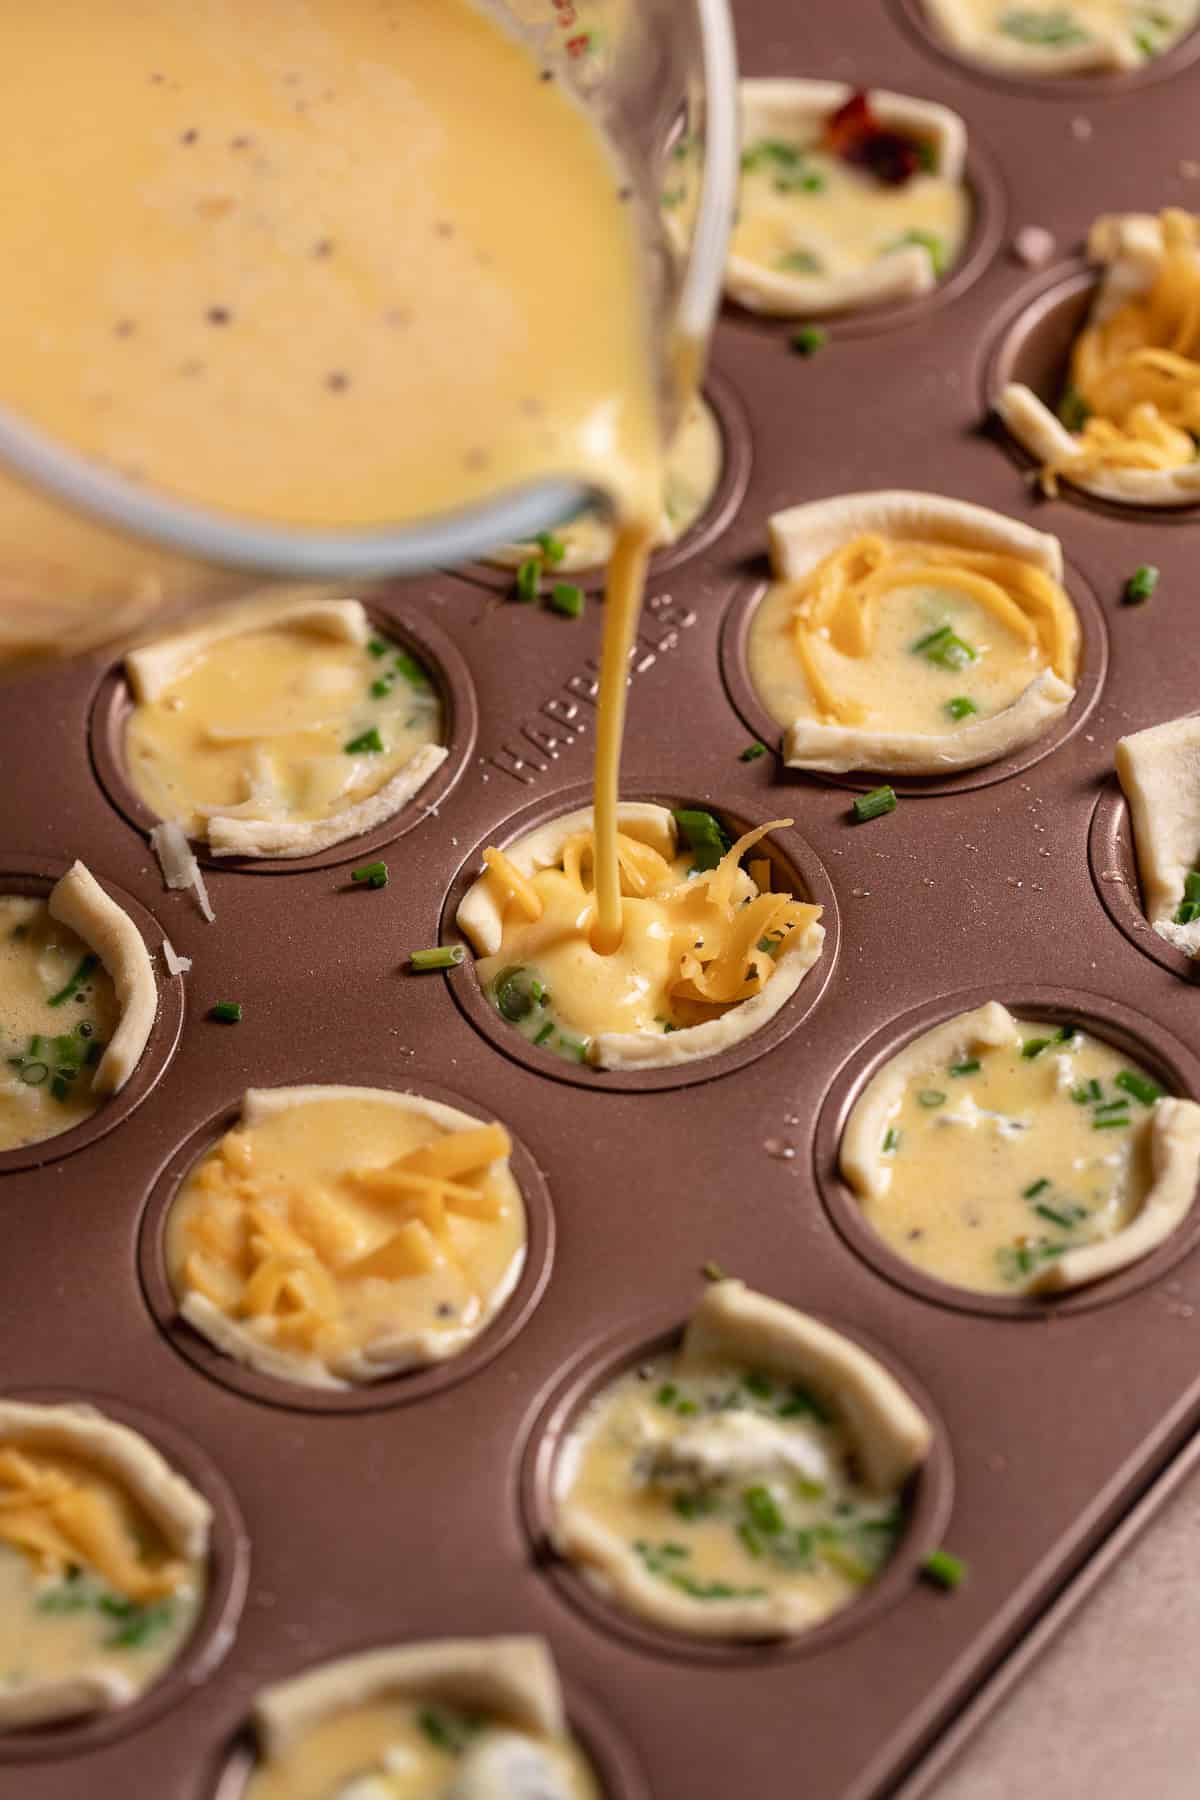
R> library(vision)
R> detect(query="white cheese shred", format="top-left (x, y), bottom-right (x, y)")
top-left (161, 936), bottom-right (192, 976)
top-left (151, 820), bottom-right (216, 924)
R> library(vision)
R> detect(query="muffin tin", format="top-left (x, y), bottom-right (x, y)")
top-left (6, 0), bottom-right (1200, 1793)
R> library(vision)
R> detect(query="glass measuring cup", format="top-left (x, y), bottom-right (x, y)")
top-left (0, 0), bottom-right (737, 661)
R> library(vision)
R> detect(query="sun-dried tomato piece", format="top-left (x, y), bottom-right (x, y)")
top-left (824, 90), bottom-right (926, 188)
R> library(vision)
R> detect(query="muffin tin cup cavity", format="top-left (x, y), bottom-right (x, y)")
top-left (440, 781), bottom-right (840, 1094)
top-left (891, 0), bottom-right (1200, 96)
top-left (0, 1388), bottom-right (248, 1765)
top-left (728, 131), bottom-right (1008, 344)
top-left (457, 370), bottom-right (755, 595)
top-left (208, 1680), bottom-right (651, 1800)
top-left (815, 985), bottom-right (1200, 1319)
top-left (986, 262), bottom-right (1200, 520)
top-left (0, 858), bottom-right (184, 1176)
top-left (718, 553), bottom-right (1107, 797)
top-left (519, 1308), bottom-right (954, 1668)
top-left (1089, 784), bottom-right (1200, 982)
top-left (137, 1078), bottom-right (555, 1416)
top-left (89, 599), bottom-right (478, 876)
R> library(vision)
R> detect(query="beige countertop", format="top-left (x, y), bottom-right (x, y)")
top-left (928, 1454), bottom-right (1200, 1800)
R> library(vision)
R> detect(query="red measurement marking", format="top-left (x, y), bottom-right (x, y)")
top-left (565, 32), bottom-right (590, 55)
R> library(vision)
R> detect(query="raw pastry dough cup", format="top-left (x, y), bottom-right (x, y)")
top-left (1090, 781), bottom-right (1200, 982)
top-left (443, 783), bottom-right (838, 1092)
top-left (718, 493), bottom-right (1106, 794)
top-left (815, 987), bottom-right (1200, 1318)
top-left (520, 1292), bottom-right (953, 1663)
top-left (0, 1390), bottom-right (247, 1762)
top-left (137, 1078), bottom-right (555, 1415)
top-left (209, 1638), bottom-right (649, 1800)
top-left (89, 599), bottom-right (478, 874)
top-left (0, 857), bottom-right (183, 1175)
top-left (988, 232), bottom-right (1200, 512)
top-left (727, 81), bottom-right (969, 319)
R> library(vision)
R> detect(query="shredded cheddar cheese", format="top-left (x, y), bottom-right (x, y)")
top-left (1045, 209), bottom-right (1200, 490)
top-left (167, 1099), bottom-right (525, 1383)
top-left (483, 847), bottom-right (544, 923)
top-left (0, 1447), bottom-right (182, 1602)
top-left (784, 533), bottom-right (1077, 723)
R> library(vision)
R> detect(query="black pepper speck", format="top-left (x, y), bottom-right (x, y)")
top-left (181, 128), bottom-right (199, 145)
top-left (326, 371), bottom-right (350, 392)
top-left (206, 307), bottom-right (232, 326)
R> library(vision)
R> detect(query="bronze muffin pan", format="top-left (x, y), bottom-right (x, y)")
top-left (5, 1), bottom-right (1200, 1794)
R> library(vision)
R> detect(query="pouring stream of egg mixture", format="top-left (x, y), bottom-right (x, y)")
top-left (0, 0), bottom-right (679, 954)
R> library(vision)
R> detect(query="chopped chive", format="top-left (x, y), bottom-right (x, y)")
top-left (1035, 1201), bottom-right (1080, 1228)
top-left (1093, 1115), bottom-right (1131, 1130)
top-left (655, 1383), bottom-right (678, 1407)
top-left (534, 1021), bottom-right (555, 1046)
top-left (950, 1058), bottom-right (981, 1076)
top-left (911, 624), bottom-right (976, 671)
top-left (1123, 564), bottom-right (1159, 605)
top-left (1058, 385), bottom-right (1090, 432)
top-left (777, 249), bottom-right (823, 274)
top-left (344, 727), bottom-right (384, 754)
top-left (743, 1371), bottom-right (774, 1399)
top-left (535, 530), bottom-right (567, 567)
top-left (1071, 1084), bottom-right (1092, 1105)
top-left (369, 676), bottom-right (394, 699)
top-left (367, 637), bottom-right (388, 658)
top-left (737, 1521), bottom-right (765, 1558)
top-left (1086, 1078), bottom-right (1102, 1102)
top-left (883, 1127), bottom-right (900, 1153)
top-left (392, 650), bottom-right (431, 689)
top-left (350, 861), bottom-right (388, 890)
top-left (515, 557), bottom-right (541, 603)
top-left (548, 582), bottom-right (585, 619)
top-left (410, 945), bottom-right (465, 972)
top-left (1094, 1099), bottom-right (1130, 1115)
top-left (1176, 898), bottom-right (1200, 926)
top-left (17, 1061), bottom-right (48, 1087)
top-left (886, 229), bottom-right (947, 277)
top-left (673, 808), bottom-right (732, 872)
top-left (922, 1549), bottom-right (966, 1590)
top-left (790, 325), bottom-right (828, 357)
top-left (743, 1485), bottom-right (785, 1535)
top-left (1185, 871), bottom-right (1200, 903)
top-left (557, 1034), bottom-right (588, 1064)
top-left (740, 743), bottom-right (767, 762)
top-left (1020, 1037), bottom-right (1051, 1060)
top-left (1114, 1070), bottom-right (1164, 1106)
top-left (852, 785), bottom-right (896, 824)
top-left (1023, 1178), bottom-right (1050, 1198)
top-left (917, 1089), bottom-right (946, 1108)
top-left (945, 696), bottom-right (978, 721)
top-left (675, 1399), bottom-right (698, 1417)
top-left (47, 954), bottom-right (98, 1008)
top-left (209, 1002), bottom-right (242, 1023)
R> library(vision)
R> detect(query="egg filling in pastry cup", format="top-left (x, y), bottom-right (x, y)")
top-left (747, 491), bottom-right (1080, 776)
top-left (921, 0), bottom-right (1198, 76)
top-left (166, 1086), bottom-right (527, 1392)
top-left (242, 1636), bottom-right (602, 1800)
top-left (840, 1001), bottom-right (1200, 1295)
top-left (1116, 712), bottom-right (1200, 958)
top-left (998, 209), bottom-right (1200, 505)
top-left (726, 82), bottom-right (970, 318)
top-left (550, 1280), bottom-right (932, 1642)
top-left (124, 594), bottom-right (447, 859)
top-left (0, 1402), bottom-right (210, 1732)
top-left (455, 804), bottom-right (824, 1073)
top-left (0, 862), bottom-right (156, 1153)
